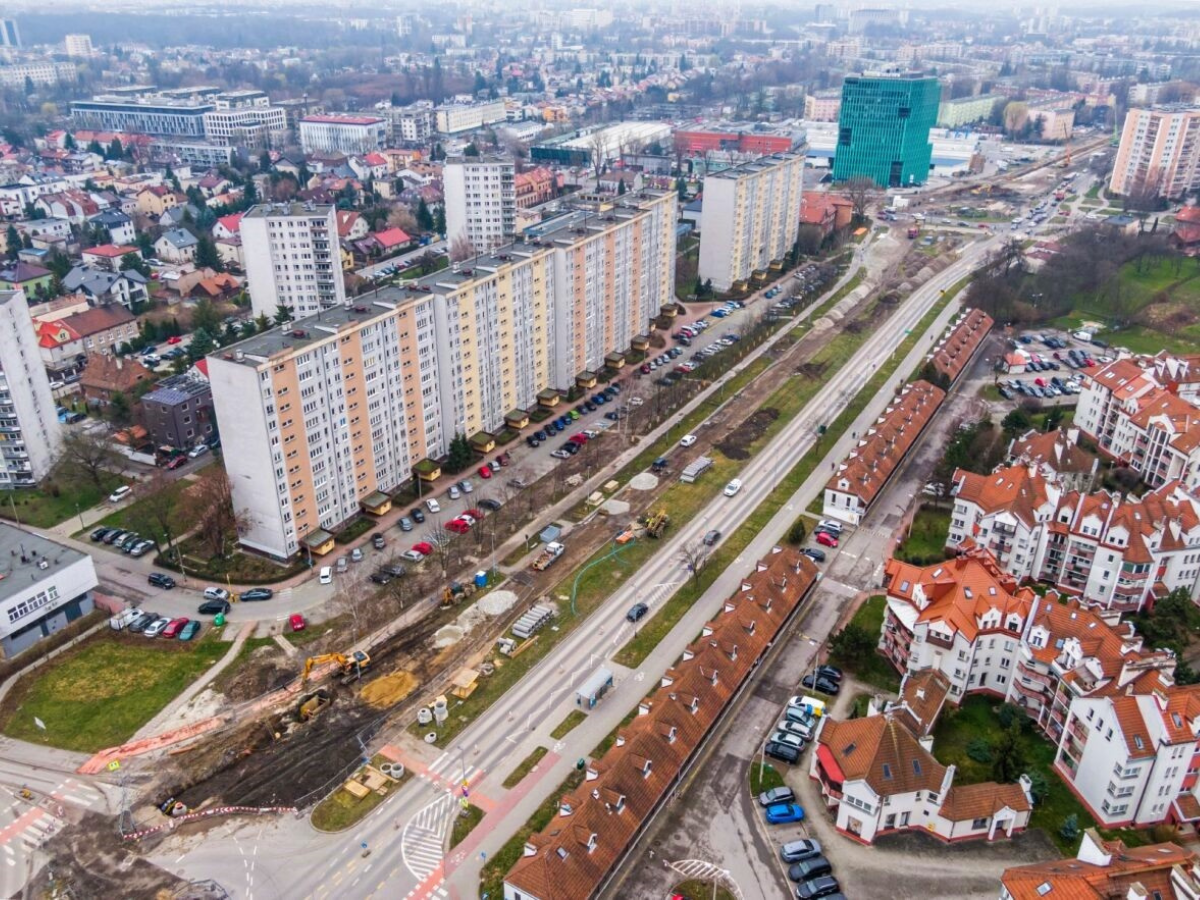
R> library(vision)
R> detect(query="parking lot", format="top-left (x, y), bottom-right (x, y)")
top-left (997, 327), bottom-right (1113, 404)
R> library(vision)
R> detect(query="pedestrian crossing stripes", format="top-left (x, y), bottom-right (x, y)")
top-left (401, 793), bottom-right (453, 883)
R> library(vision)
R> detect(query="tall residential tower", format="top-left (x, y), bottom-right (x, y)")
top-left (241, 203), bottom-right (345, 319)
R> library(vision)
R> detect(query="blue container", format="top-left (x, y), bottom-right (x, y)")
top-left (474, 571), bottom-right (488, 588)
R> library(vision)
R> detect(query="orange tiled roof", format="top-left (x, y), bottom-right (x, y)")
top-left (894, 669), bottom-right (950, 737)
top-left (930, 308), bottom-right (993, 383)
top-left (504, 549), bottom-right (819, 900)
top-left (938, 782), bottom-right (1031, 821)
top-left (952, 462), bottom-right (1053, 530)
top-left (1010, 428), bottom-right (1096, 478)
top-left (818, 715), bottom-right (946, 796)
top-left (1001, 837), bottom-right (1198, 900)
top-left (826, 380), bottom-right (945, 507)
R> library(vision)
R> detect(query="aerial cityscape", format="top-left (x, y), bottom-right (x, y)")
top-left (1, 1), bottom-right (1200, 898)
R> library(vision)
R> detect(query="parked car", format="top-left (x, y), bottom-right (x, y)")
top-left (770, 731), bottom-right (805, 750)
top-left (127, 613), bottom-right (157, 634)
top-left (372, 533), bottom-right (386, 550)
top-left (801, 674), bottom-right (841, 695)
top-left (802, 548), bottom-right (826, 563)
top-left (178, 621), bottom-right (202, 641)
top-left (370, 571), bottom-right (394, 585)
top-left (400, 549), bottom-right (425, 562)
top-left (161, 617), bottom-right (189, 639)
top-left (412, 542), bottom-right (434, 556)
top-left (815, 532), bottom-right (839, 548)
top-left (459, 479), bottom-right (474, 494)
top-left (197, 599), bottom-right (230, 615)
top-left (319, 566), bottom-right (333, 584)
top-left (289, 613), bottom-right (306, 632)
top-left (777, 719), bottom-right (814, 742)
top-left (426, 498), bottom-right (441, 514)
top-left (815, 664), bottom-right (843, 682)
top-left (789, 857), bottom-right (834, 883)
top-left (448, 485), bottom-right (461, 500)
top-left (90, 526), bottom-right (112, 542)
top-left (764, 741), bottom-right (800, 763)
top-left (148, 572), bottom-right (176, 589)
top-left (626, 602), bottom-right (649, 622)
top-left (204, 587), bottom-right (230, 602)
top-left (479, 498), bottom-right (502, 512)
top-left (240, 588), bottom-right (274, 602)
top-left (108, 485), bottom-right (132, 503)
top-left (816, 519), bottom-right (844, 535)
top-left (446, 518), bottom-right (470, 534)
top-left (409, 507), bottom-right (426, 524)
top-left (187, 444), bottom-right (210, 459)
top-left (759, 786), bottom-right (796, 807)
top-left (143, 617), bottom-right (169, 638)
top-left (765, 803), bottom-right (805, 825)
top-left (350, 547), bottom-right (364, 562)
top-left (781, 839), bottom-right (823, 864)
top-left (679, 434), bottom-right (697, 447)
top-left (398, 517), bottom-right (414, 532)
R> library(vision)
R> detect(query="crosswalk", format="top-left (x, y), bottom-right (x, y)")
top-left (0, 777), bottom-right (106, 870)
top-left (399, 751), bottom-right (481, 896)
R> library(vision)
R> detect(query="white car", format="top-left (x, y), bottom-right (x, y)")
top-left (319, 566), bottom-right (333, 585)
top-left (108, 485), bottom-right (132, 503)
top-left (425, 498), bottom-right (441, 514)
top-left (448, 485), bottom-right (461, 500)
top-left (187, 444), bottom-right (210, 459)
top-left (724, 479), bottom-right (742, 497)
top-left (817, 519), bottom-right (844, 536)
top-left (680, 434), bottom-right (697, 448)
top-left (203, 587), bottom-right (230, 602)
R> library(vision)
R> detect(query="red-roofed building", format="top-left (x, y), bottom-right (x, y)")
top-left (515, 166), bottom-right (558, 208)
top-left (335, 210), bottom-right (369, 242)
top-left (823, 380), bottom-right (945, 525)
top-left (213, 212), bottom-right (244, 241)
top-left (927, 308), bottom-right (993, 384)
top-left (81, 244), bottom-right (140, 271)
top-left (799, 191), bottom-right (854, 238)
top-left (1171, 205), bottom-right (1200, 255)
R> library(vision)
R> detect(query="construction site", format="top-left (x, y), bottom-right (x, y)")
top-left (25, 221), bottom-right (977, 899)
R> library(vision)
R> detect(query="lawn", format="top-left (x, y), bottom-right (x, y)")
top-left (311, 783), bottom-right (388, 832)
top-left (0, 633), bottom-right (227, 752)
top-left (830, 595), bottom-right (901, 694)
top-left (449, 803), bottom-right (484, 849)
top-left (0, 470), bottom-right (123, 529)
top-left (159, 535), bottom-right (308, 584)
top-left (549, 710), bottom-right (587, 739)
top-left (748, 760), bottom-right (786, 796)
top-left (1085, 183), bottom-right (1102, 200)
top-left (502, 746), bottom-right (549, 789)
top-left (84, 476), bottom-right (194, 540)
top-left (894, 506), bottom-right (951, 566)
top-left (479, 768), bottom-right (585, 899)
top-left (673, 881), bottom-right (736, 900)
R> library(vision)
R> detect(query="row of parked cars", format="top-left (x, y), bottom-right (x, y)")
top-left (111, 607), bottom-right (201, 640)
top-left (760, 668), bottom-right (847, 899)
top-left (89, 526), bottom-right (155, 558)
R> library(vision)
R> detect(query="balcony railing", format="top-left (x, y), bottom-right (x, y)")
top-left (925, 631), bottom-right (955, 650)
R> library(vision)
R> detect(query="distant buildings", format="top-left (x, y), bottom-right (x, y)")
top-left (298, 114), bottom-right (388, 155)
top-left (0, 19), bottom-right (19, 48)
top-left (0, 291), bottom-right (61, 487)
top-left (443, 155), bottom-right (516, 254)
top-left (240, 203), bottom-right (344, 319)
top-left (697, 152), bottom-right (804, 293)
top-left (211, 192), bottom-right (676, 558)
top-left (1110, 106), bottom-right (1200, 200)
top-left (434, 100), bottom-right (507, 135)
top-left (937, 93), bottom-right (1001, 129)
top-left (833, 73), bottom-right (940, 187)
top-left (63, 34), bottom-right (93, 58)
top-left (0, 522), bottom-right (98, 658)
top-left (804, 89), bottom-right (842, 122)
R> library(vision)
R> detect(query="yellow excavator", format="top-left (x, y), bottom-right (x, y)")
top-left (301, 650), bottom-right (371, 685)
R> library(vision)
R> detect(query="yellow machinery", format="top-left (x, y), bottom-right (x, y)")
top-left (302, 651), bottom-right (371, 684)
top-left (644, 509), bottom-right (670, 539)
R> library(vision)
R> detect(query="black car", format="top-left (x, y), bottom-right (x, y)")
top-left (128, 613), bottom-right (159, 634)
top-left (240, 588), bottom-right (274, 602)
top-left (789, 856), bottom-right (833, 883)
top-left (198, 599), bottom-right (231, 615)
top-left (409, 507), bottom-right (426, 524)
top-left (534, 429), bottom-right (548, 441)
top-left (764, 741), bottom-right (800, 763)
top-left (526, 436), bottom-right (541, 448)
top-left (816, 664), bottom-right (843, 682)
top-left (795, 875), bottom-right (841, 899)
top-left (379, 562), bottom-right (407, 577)
top-left (370, 571), bottom-right (393, 585)
top-left (147, 572), bottom-right (176, 589)
top-left (90, 526), bottom-right (112, 542)
top-left (563, 442), bottom-right (580, 455)
top-left (802, 548), bottom-right (826, 563)
top-left (478, 498), bottom-right (502, 512)
top-left (801, 674), bottom-right (840, 695)
top-left (584, 401), bottom-right (597, 412)
top-left (703, 529), bottom-right (721, 546)
top-left (626, 602), bottom-right (649, 622)
top-left (605, 411), bottom-right (620, 422)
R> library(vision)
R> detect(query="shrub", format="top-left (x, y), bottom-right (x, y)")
top-left (1060, 814), bottom-right (1080, 841)
top-left (786, 517), bottom-right (807, 546)
top-left (966, 738), bottom-right (993, 763)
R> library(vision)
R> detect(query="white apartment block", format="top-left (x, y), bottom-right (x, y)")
top-left (0, 63), bottom-right (76, 90)
top-left (0, 291), bottom-right (62, 487)
top-left (299, 115), bottom-right (388, 156)
top-left (0, 523), bottom-right (97, 658)
top-left (698, 152), bottom-right (804, 292)
top-left (1110, 106), bottom-right (1200, 200)
top-left (203, 105), bottom-right (287, 148)
top-left (443, 156), bottom-right (516, 255)
top-left (241, 203), bottom-right (345, 319)
top-left (212, 193), bottom-right (677, 559)
top-left (386, 105), bottom-right (435, 143)
top-left (434, 100), bottom-right (507, 135)
top-left (1075, 355), bottom-right (1200, 491)
top-left (63, 34), bottom-right (93, 58)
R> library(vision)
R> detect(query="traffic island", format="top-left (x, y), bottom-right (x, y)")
top-left (310, 755), bottom-right (408, 832)
top-left (449, 803), bottom-right (484, 849)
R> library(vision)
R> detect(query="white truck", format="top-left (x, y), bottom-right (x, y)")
top-left (530, 541), bottom-right (565, 572)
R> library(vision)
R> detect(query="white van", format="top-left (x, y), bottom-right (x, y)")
top-left (109, 608), bottom-right (140, 630)
top-left (319, 566), bottom-right (333, 585)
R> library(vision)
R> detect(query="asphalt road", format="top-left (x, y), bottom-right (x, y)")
top-left (148, 234), bottom-right (1000, 900)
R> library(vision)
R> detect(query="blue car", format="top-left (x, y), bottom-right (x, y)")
top-left (765, 802), bottom-right (806, 824)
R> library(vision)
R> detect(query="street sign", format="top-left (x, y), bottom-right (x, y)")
top-left (107, 760), bottom-right (121, 771)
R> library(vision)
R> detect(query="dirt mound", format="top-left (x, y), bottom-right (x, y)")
top-left (1137, 300), bottom-right (1195, 331)
top-left (797, 362), bottom-right (827, 379)
top-left (360, 670), bottom-right (418, 709)
top-left (222, 645), bottom-right (291, 702)
top-left (716, 407), bottom-right (779, 460)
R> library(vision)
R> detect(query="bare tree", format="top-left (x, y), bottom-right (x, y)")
top-left (448, 233), bottom-right (476, 263)
top-left (679, 540), bottom-right (710, 588)
top-left (843, 176), bottom-right (878, 221)
top-left (180, 467), bottom-right (253, 558)
top-left (126, 470), bottom-right (181, 558)
top-left (388, 205), bottom-right (418, 233)
top-left (588, 131), bottom-right (608, 180)
top-left (1122, 174), bottom-right (1165, 233)
top-left (672, 132), bottom-right (691, 176)
top-left (58, 429), bottom-right (128, 490)
top-left (427, 522), bottom-right (456, 578)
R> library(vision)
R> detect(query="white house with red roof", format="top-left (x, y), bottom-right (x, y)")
top-left (212, 212), bottom-right (244, 241)
top-left (81, 244), bottom-right (140, 272)
top-left (335, 210), bottom-right (369, 242)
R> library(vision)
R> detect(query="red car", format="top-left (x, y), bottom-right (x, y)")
top-left (464, 507), bottom-right (484, 520)
top-left (478, 464), bottom-right (493, 479)
top-left (161, 617), bottom-right (189, 638)
top-left (446, 518), bottom-right (471, 534)
top-left (165, 455), bottom-right (187, 470)
top-left (815, 531), bottom-right (839, 548)
top-left (167, 335), bottom-right (183, 345)
top-left (1034, 377), bottom-right (1046, 387)
top-left (569, 433), bottom-right (588, 444)
top-left (412, 541), bottom-right (434, 556)
top-left (289, 613), bottom-right (306, 632)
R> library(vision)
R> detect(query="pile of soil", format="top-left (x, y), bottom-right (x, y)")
top-left (360, 670), bottom-right (418, 709)
top-left (222, 645), bottom-right (292, 702)
top-left (716, 407), bottom-right (779, 460)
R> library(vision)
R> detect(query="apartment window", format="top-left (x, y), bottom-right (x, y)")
top-left (971, 817), bottom-right (988, 830)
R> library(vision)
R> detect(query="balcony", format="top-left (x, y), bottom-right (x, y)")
top-left (1068, 719), bottom-right (1090, 743)
top-left (1012, 679), bottom-right (1048, 702)
top-left (925, 631), bottom-right (955, 650)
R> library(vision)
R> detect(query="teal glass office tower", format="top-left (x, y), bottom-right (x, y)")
top-left (833, 74), bottom-right (940, 187)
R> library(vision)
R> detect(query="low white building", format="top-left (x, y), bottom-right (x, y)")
top-left (299, 115), bottom-right (387, 156)
top-left (0, 522), bottom-right (97, 658)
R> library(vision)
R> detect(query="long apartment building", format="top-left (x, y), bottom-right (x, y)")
top-left (434, 100), bottom-right (506, 135)
top-left (443, 155), bottom-right (516, 255)
top-left (698, 152), bottom-right (804, 293)
top-left (241, 203), bottom-right (344, 320)
top-left (1075, 353), bottom-right (1200, 491)
top-left (72, 88), bottom-right (286, 146)
top-left (1110, 106), bottom-right (1200, 200)
top-left (212, 192), bottom-right (676, 558)
top-left (0, 291), bottom-right (62, 487)
top-left (298, 115), bottom-right (388, 156)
